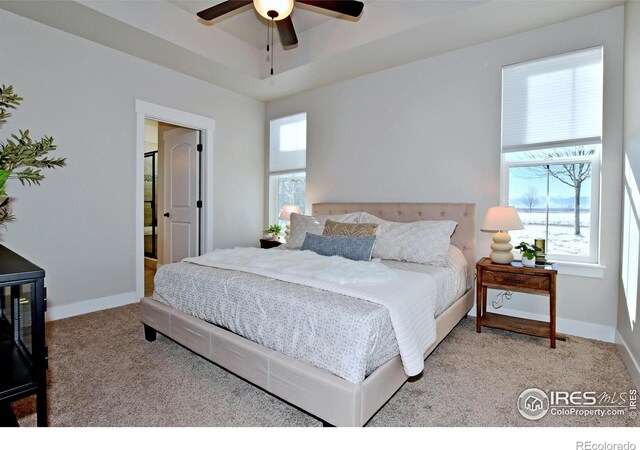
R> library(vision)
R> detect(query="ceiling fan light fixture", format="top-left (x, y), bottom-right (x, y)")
top-left (253, 0), bottom-right (294, 20)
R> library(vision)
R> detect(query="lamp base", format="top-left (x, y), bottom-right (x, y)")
top-left (489, 231), bottom-right (514, 264)
top-left (285, 223), bottom-right (291, 242)
top-left (489, 250), bottom-right (514, 264)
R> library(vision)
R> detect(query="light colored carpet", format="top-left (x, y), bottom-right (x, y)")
top-left (12, 303), bottom-right (638, 427)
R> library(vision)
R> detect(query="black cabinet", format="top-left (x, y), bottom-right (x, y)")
top-left (0, 245), bottom-right (47, 427)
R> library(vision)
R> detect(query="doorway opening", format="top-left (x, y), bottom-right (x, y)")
top-left (144, 150), bottom-right (159, 260)
top-left (136, 101), bottom-right (215, 301)
top-left (144, 145), bottom-right (158, 297)
top-left (143, 120), bottom-right (203, 296)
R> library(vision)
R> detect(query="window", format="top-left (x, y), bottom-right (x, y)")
top-left (501, 47), bottom-right (603, 263)
top-left (268, 113), bottom-right (307, 225)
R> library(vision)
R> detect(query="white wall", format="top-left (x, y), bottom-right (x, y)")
top-left (266, 7), bottom-right (624, 341)
top-left (0, 9), bottom-right (265, 316)
top-left (618, 1), bottom-right (640, 387)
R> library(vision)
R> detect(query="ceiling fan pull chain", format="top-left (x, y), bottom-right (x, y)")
top-left (270, 17), bottom-right (274, 76)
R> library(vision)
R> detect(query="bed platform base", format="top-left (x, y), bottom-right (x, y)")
top-left (140, 290), bottom-right (473, 427)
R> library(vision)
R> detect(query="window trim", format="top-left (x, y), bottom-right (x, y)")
top-left (499, 147), bottom-right (601, 264)
top-left (556, 260), bottom-right (605, 279)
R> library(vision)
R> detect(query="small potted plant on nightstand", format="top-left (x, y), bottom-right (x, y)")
top-left (514, 242), bottom-right (543, 267)
top-left (263, 224), bottom-right (283, 240)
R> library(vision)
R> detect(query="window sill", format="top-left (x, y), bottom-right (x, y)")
top-left (555, 261), bottom-right (605, 278)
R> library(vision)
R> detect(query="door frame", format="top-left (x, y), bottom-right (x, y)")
top-left (135, 100), bottom-right (215, 300)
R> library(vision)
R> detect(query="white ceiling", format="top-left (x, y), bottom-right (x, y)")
top-left (0, 0), bottom-right (624, 101)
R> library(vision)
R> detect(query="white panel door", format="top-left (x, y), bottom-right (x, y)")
top-left (162, 128), bottom-right (199, 264)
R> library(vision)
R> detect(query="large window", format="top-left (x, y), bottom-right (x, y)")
top-left (501, 47), bottom-right (603, 263)
top-left (268, 113), bottom-right (307, 225)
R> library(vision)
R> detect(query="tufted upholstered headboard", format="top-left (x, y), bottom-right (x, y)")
top-left (312, 203), bottom-right (476, 287)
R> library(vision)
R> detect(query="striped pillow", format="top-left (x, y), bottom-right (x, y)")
top-left (322, 220), bottom-right (378, 237)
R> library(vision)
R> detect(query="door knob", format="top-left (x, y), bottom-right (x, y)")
top-left (163, 212), bottom-right (170, 217)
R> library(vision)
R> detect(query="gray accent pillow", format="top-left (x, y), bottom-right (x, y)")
top-left (300, 233), bottom-right (376, 261)
top-left (359, 212), bottom-right (457, 266)
top-left (284, 212), bottom-right (363, 249)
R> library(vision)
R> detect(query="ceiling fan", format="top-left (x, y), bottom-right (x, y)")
top-left (196, 0), bottom-right (365, 47)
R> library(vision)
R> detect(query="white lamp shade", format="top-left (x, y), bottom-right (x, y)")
top-left (481, 206), bottom-right (524, 232)
top-left (253, 0), bottom-right (294, 20)
top-left (279, 204), bottom-right (302, 221)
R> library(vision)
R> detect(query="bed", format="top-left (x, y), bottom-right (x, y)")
top-left (140, 202), bottom-right (476, 426)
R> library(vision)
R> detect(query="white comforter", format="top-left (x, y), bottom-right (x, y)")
top-left (184, 247), bottom-right (438, 377)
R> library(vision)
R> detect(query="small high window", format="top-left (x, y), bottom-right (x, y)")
top-left (268, 113), bottom-right (307, 225)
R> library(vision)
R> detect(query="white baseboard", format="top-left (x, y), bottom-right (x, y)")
top-left (615, 330), bottom-right (640, 390)
top-left (46, 291), bottom-right (138, 321)
top-left (467, 307), bottom-right (616, 342)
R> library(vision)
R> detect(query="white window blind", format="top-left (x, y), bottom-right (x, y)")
top-left (501, 47), bottom-right (603, 153)
top-left (269, 112), bottom-right (307, 173)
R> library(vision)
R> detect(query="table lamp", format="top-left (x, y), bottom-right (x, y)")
top-left (481, 206), bottom-right (524, 264)
top-left (279, 204), bottom-right (302, 241)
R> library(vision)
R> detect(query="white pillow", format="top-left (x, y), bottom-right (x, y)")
top-left (359, 212), bottom-right (457, 266)
top-left (284, 212), bottom-right (362, 249)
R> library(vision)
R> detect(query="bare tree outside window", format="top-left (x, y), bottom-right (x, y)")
top-left (278, 176), bottom-right (306, 216)
top-left (521, 186), bottom-right (538, 213)
top-left (517, 147), bottom-right (594, 236)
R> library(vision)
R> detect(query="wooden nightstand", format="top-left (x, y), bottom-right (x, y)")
top-left (259, 239), bottom-right (283, 249)
top-left (476, 257), bottom-right (560, 348)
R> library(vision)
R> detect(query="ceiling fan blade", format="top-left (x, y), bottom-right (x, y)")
top-left (197, 0), bottom-right (253, 21)
top-left (276, 16), bottom-right (298, 46)
top-left (297, 0), bottom-right (364, 17)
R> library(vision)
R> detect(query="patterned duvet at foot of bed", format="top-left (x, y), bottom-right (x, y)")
top-left (152, 261), bottom-right (400, 384)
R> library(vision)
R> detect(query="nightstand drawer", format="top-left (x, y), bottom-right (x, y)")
top-left (482, 270), bottom-right (550, 291)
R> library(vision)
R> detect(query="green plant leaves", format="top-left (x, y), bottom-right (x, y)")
top-left (0, 84), bottom-right (66, 228)
top-left (0, 130), bottom-right (66, 185)
top-left (263, 224), bottom-right (283, 234)
top-left (514, 241), bottom-right (542, 260)
top-left (0, 84), bottom-right (22, 128)
top-left (0, 204), bottom-right (16, 230)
